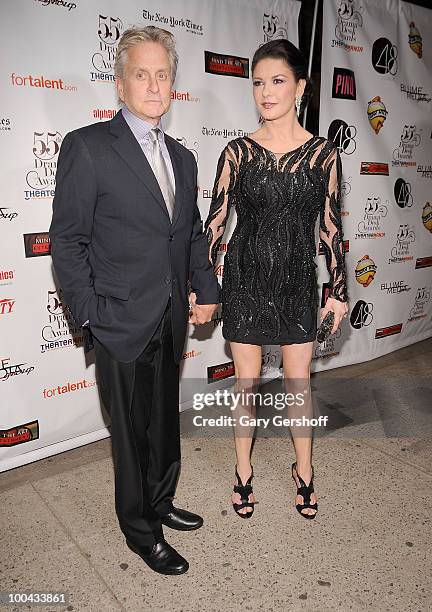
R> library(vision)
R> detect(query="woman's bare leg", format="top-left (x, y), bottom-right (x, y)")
top-left (281, 342), bottom-right (317, 516)
top-left (229, 342), bottom-right (262, 514)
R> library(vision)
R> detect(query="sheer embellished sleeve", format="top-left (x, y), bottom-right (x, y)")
top-left (204, 142), bottom-right (239, 266)
top-left (319, 145), bottom-right (349, 302)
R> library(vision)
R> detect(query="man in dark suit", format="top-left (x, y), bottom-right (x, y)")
top-left (49, 26), bottom-right (219, 575)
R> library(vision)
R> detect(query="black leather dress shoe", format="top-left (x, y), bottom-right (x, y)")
top-left (126, 539), bottom-right (189, 575)
top-left (161, 507), bottom-right (203, 531)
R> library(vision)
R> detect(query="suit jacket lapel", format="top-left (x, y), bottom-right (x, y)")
top-left (165, 135), bottom-right (184, 228)
top-left (109, 112), bottom-right (170, 220)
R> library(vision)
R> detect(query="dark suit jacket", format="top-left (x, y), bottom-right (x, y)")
top-left (49, 110), bottom-right (219, 363)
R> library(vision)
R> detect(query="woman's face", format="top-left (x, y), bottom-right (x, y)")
top-left (252, 57), bottom-right (305, 122)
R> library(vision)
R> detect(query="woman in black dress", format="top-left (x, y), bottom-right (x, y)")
top-left (204, 40), bottom-right (349, 519)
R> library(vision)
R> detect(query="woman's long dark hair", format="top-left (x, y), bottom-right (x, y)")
top-left (251, 39), bottom-right (313, 116)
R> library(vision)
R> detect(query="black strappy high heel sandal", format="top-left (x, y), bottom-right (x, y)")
top-left (232, 466), bottom-right (256, 519)
top-left (291, 462), bottom-right (318, 519)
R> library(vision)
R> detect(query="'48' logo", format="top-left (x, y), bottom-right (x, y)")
top-left (350, 300), bottom-right (373, 330)
top-left (394, 178), bottom-right (413, 209)
top-left (372, 38), bottom-right (398, 76)
top-left (328, 119), bottom-right (357, 155)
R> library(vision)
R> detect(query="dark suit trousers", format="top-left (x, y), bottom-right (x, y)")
top-left (93, 298), bottom-right (180, 551)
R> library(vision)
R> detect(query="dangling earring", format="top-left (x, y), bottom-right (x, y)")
top-left (295, 95), bottom-right (302, 117)
top-left (259, 115), bottom-right (265, 124)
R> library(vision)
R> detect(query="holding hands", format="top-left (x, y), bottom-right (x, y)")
top-left (188, 291), bottom-right (218, 325)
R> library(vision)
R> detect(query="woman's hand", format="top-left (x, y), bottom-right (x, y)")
top-left (320, 296), bottom-right (349, 334)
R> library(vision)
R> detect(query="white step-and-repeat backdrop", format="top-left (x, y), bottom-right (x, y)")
top-left (1, 0), bottom-right (431, 470)
top-left (318, 0), bottom-right (432, 364)
top-left (0, 0), bottom-right (300, 470)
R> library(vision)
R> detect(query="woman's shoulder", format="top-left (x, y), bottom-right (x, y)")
top-left (312, 138), bottom-right (341, 169)
top-left (220, 137), bottom-right (251, 158)
top-left (229, 135), bottom-right (254, 147)
top-left (318, 136), bottom-right (339, 153)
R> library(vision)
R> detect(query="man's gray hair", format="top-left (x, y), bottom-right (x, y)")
top-left (114, 26), bottom-right (179, 81)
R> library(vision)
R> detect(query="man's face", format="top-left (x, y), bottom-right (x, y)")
top-left (116, 41), bottom-right (172, 124)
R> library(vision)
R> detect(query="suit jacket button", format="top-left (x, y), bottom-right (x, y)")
top-left (169, 235), bottom-right (173, 241)
top-left (165, 276), bottom-right (171, 285)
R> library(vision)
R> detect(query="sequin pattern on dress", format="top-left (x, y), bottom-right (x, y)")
top-left (204, 136), bottom-right (349, 345)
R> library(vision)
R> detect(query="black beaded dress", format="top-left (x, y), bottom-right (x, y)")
top-left (204, 136), bottom-right (349, 345)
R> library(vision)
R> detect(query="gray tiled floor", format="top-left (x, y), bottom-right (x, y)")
top-left (1, 338), bottom-right (431, 612)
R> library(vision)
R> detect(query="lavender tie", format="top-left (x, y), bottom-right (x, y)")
top-left (148, 128), bottom-right (174, 221)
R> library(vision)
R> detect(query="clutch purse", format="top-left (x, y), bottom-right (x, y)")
top-left (316, 311), bottom-right (335, 343)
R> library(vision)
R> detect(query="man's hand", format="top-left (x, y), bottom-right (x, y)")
top-left (188, 291), bottom-right (218, 324)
